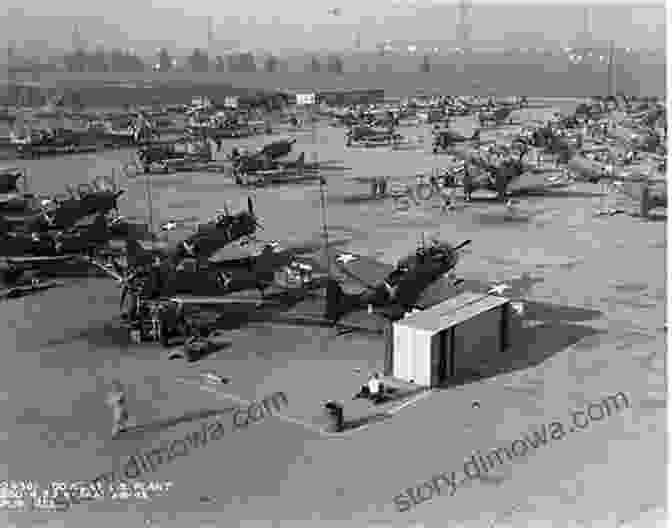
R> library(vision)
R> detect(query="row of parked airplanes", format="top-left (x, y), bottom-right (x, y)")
top-left (4, 100), bottom-right (271, 158)
top-left (0, 93), bottom-right (665, 344)
top-left (339, 94), bottom-right (665, 210)
top-left (0, 165), bottom-right (476, 344)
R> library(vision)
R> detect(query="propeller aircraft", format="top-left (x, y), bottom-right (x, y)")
top-left (477, 106), bottom-right (514, 127)
top-left (346, 125), bottom-right (403, 147)
top-left (447, 145), bottom-right (568, 200)
top-left (119, 198), bottom-right (262, 269)
top-left (0, 212), bottom-right (122, 285)
top-left (321, 239), bottom-right (472, 327)
top-left (432, 127), bottom-right (481, 153)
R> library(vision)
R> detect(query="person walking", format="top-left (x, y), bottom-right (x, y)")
top-left (107, 380), bottom-right (130, 438)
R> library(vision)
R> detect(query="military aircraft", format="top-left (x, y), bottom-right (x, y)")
top-left (432, 127), bottom-right (481, 153)
top-left (230, 139), bottom-right (311, 184)
top-left (346, 125), bottom-right (404, 147)
top-left (566, 155), bottom-right (666, 217)
top-left (606, 124), bottom-right (661, 153)
top-left (15, 128), bottom-right (101, 158)
top-left (477, 106), bottom-right (514, 127)
top-left (322, 239), bottom-right (472, 326)
top-left (231, 138), bottom-right (297, 172)
top-left (0, 213), bottom-right (119, 284)
top-left (111, 198), bottom-right (262, 270)
top-left (565, 154), bottom-right (615, 183)
top-left (1, 187), bottom-right (124, 235)
top-left (90, 232), bottom-right (344, 344)
top-left (447, 145), bottom-right (568, 200)
top-left (137, 137), bottom-right (213, 173)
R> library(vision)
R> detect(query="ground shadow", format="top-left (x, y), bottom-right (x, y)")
top-left (339, 411), bottom-right (391, 433)
top-left (642, 211), bottom-right (667, 222)
top-left (328, 193), bottom-right (387, 205)
top-left (473, 212), bottom-right (534, 225)
top-left (32, 260), bottom-right (113, 279)
top-left (166, 200), bottom-right (203, 210)
top-left (309, 162), bottom-right (352, 171)
top-left (436, 298), bottom-right (603, 389)
top-left (442, 322), bottom-right (601, 389)
top-left (167, 341), bottom-right (232, 363)
top-left (119, 406), bottom-right (237, 439)
top-left (41, 320), bottom-right (132, 349)
top-left (523, 301), bottom-right (602, 323)
top-left (513, 188), bottom-right (606, 199)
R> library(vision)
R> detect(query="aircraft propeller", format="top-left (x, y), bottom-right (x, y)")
top-left (247, 196), bottom-right (263, 231)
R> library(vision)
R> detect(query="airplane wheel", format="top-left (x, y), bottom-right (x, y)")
top-left (2, 267), bottom-right (23, 285)
top-left (159, 321), bottom-right (171, 347)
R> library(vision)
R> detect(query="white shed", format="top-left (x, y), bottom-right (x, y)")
top-left (392, 292), bottom-right (512, 387)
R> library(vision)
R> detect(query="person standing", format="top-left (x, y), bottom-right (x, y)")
top-left (463, 163), bottom-right (473, 202)
top-left (107, 380), bottom-right (130, 438)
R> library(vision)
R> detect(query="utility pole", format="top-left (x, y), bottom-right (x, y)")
top-left (457, 0), bottom-right (472, 52)
top-left (207, 16), bottom-right (214, 62)
top-left (5, 41), bottom-right (14, 110)
top-left (145, 172), bottom-right (154, 236)
top-left (607, 39), bottom-right (615, 99)
top-left (313, 100), bottom-right (330, 276)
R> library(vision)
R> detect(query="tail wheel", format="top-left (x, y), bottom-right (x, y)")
top-left (495, 171), bottom-right (507, 201)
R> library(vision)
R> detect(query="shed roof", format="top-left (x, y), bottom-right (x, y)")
top-left (394, 291), bottom-right (509, 333)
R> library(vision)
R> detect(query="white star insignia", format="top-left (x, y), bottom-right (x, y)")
top-left (337, 253), bottom-right (356, 264)
top-left (182, 241), bottom-right (196, 256)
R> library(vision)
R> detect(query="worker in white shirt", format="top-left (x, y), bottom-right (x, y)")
top-left (353, 371), bottom-right (384, 401)
top-left (368, 372), bottom-right (382, 396)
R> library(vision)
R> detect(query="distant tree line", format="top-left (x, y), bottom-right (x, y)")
top-left (64, 49), bottom-right (146, 72)
top-left (54, 48), bottom-right (419, 76)
top-left (306, 55), bottom-right (344, 74)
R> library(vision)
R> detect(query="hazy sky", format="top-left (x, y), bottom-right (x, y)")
top-left (2, 1), bottom-right (666, 55)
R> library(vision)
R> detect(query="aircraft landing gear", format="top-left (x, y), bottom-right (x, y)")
top-left (1, 266), bottom-right (23, 286)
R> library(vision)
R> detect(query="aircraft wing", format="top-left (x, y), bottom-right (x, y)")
top-left (330, 251), bottom-right (395, 290)
top-left (5, 255), bottom-right (79, 264)
top-left (167, 295), bottom-right (269, 305)
top-left (0, 280), bottom-right (64, 300)
top-left (507, 169), bottom-right (569, 192)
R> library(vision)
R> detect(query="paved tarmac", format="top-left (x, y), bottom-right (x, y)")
top-left (0, 109), bottom-right (665, 527)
